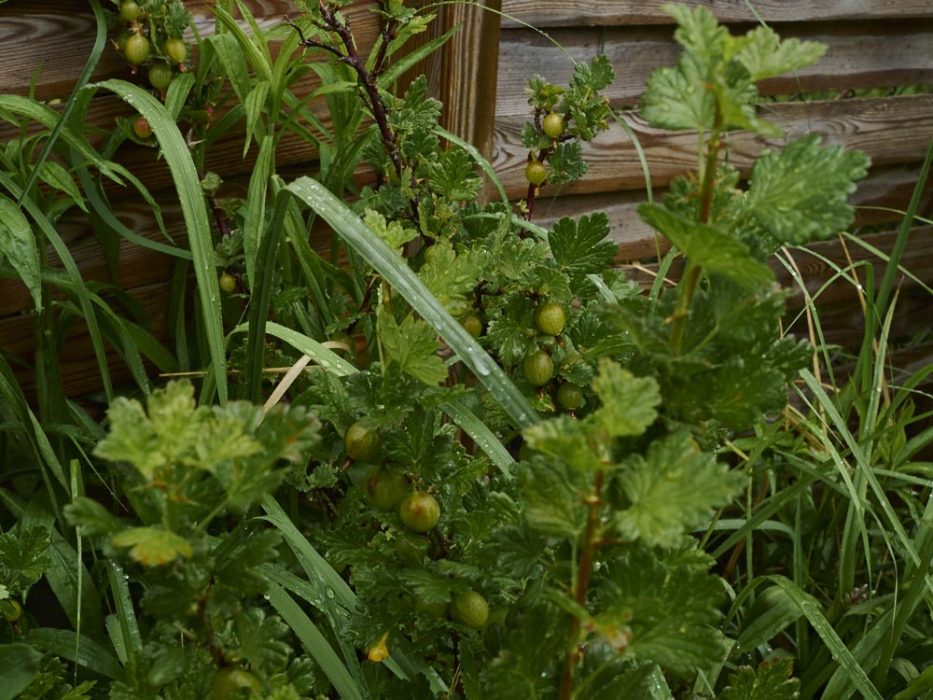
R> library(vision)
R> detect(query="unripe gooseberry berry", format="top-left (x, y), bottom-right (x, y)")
top-left (399, 492), bottom-right (440, 533)
top-left (365, 467), bottom-right (409, 511)
top-left (211, 669), bottom-right (259, 699)
top-left (460, 313), bottom-right (484, 338)
top-left (132, 116), bottom-right (152, 139)
top-left (148, 63), bottom-right (173, 91)
top-left (556, 383), bottom-right (584, 411)
top-left (344, 421), bottom-right (380, 461)
top-left (535, 301), bottom-right (566, 336)
top-left (522, 349), bottom-right (553, 386)
top-left (525, 159), bottom-right (547, 186)
top-left (219, 272), bottom-right (236, 293)
top-left (164, 38), bottom-right (187, 64)
top-left (124, 33), bottom-right (150, 65)
top-left (542, 112), bottom-right (565, 139)
top-left (448, 591), bottom-right (489, 629)
top-left (119, 0), bottom-right (144, 22)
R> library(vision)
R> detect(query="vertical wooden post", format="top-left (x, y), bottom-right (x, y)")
top-left (404, 1), bottom-right (502, 159)
top-left (436, 1), bottom-right (502, 161)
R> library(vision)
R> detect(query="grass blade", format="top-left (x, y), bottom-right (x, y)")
top-left (15, 0), bottom-right (108, 205)
top-left (91, 79), bottom-right (228, 403)
top-left (767, 575), bottom-right (881, 700)
top-left (285, 177), bottom-right (538, 427)
top-left (26, 628), bottom-right (123, 680)
top-left (264, 582), bottom-right (365, 700)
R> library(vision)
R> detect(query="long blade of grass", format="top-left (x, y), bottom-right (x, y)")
top-left (377, 25), bottom-right (459, 88)
top-left (241, 321), bottom-right (514, 473)
top-left (799, 370), bottom-right (929, 583)
top-left (74, 166), bottom-right (192, 260)
top-left (26, 628), bottom-right (123, 680)
top-left (243, 186), bottom-right (288, 401)
top-left (107, 561), bottom-right (142, 662)
top-left (0, 175), bottom-right (114, 401)
top-left (243, 134), bottom-right (275, 290)
top-left (264, 582), bottom-right (365, 700)
top-left (91, 79), bottom-right (228, 403)
top-left (15, 0), bottom-right (108, 205)
top-left (874, 140), bottom-right (933, 318)
top-left (767, 575), bottom-right (882, 700)
top-left (286, 177), bottom-right (538, 427)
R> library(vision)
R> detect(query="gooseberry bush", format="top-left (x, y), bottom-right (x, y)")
top-left (1, 2), bottom-right (889, 698)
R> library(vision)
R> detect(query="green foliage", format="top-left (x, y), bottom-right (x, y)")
top-left (616, 431), bottom-right (744, 547)
top-left (738, 133), bottom-right (871, 246)
top-left (721, 658), bottom-right (800, 699)
top-left (2, 1), bottom-right (922, 698)
top-left (642, 5), bottom-right (826, 136)
top-left (0, 526), bottom-right (51, 596)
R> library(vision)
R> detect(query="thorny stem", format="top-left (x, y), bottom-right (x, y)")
top-left (669, 105), bottom-right (722, 352)
top-left (289, 6), bottom-right (404, 179)
top-left (559, 470), bottom-right (605, 700)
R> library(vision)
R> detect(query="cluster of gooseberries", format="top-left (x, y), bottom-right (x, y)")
top-left (522, 301), bottom-right (583, 411)
top-left (114, 1), bottom-right (188, 94)
top-left (344, 420), bottom-right (491, 634)
top-left (344, 421), bottom-right (442, 534)
top-left (524, 110), bottom-right (567, 186)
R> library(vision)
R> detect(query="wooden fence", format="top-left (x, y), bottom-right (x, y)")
top-left (0, 0), bottom-right (931, 397)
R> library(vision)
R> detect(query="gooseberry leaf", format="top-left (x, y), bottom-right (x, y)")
top-left (363, 208), bottom-right (417, 251)
top-left (518, 459), bottom-right (589, 538)
top-left (548, 213), bottom-right (618, 277)
top-left (720, 657), bottom-right (800, 699)
top-left (639, 204), bottom-right (774, 289)
top-left (735, 26), bottom-right (827, 81)
top-left (593, 545), bottom-right (727, 676)
top-left (377, 307), bottom-right (448, 386)
top-left (426, 148), bottom-right (482, 201)
top-left (546, 140), bottom-right (587, 185)
top-left (572, 54), bottom-right (614, 92)
top-left (523, 417), bottom-right (604, 472)
top-left (418, 240), bottom-right (482, 312)
top-left (616, 431), bottom-right (745, 548)
top-left (111, 527), bottom-right (193, 567)
top-left (591, 359), bottom-right (660, 438)
top-left (0, 526), bottom-right (51, 594)
top-left (740, 134), bottom-right (870, 246)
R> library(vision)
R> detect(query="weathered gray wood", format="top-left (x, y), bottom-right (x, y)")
top-left (496, 22), bottom-right (933, 115)
top-left (491, 94), bottom-right (933, 199)
top-left (501, 1), bottom-right (933, 28)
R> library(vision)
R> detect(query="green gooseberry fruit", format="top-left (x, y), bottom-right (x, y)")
top-left (399, 492), bottom-right (440, 533)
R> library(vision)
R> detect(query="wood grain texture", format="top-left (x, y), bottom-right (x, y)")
top-left (529, 165), bottom-right (933, 261)
top-left (492, 94), bottom-right (933, 199)
top-left (500, 0), bottom-right (933, 28)
top-left (437, 1), bottom-right (502, 160)
top-left (496, 21), bottom-right (933, 115)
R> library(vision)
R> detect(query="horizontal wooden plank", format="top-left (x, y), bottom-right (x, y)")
top-left (501, 1), bottom-right (933, 28)
top-left (492, 94), bottom-right (933, 199)
top-left (530, 164), bottom-right (933, 261)
top-left (0, 0), bottom-right (380, 100)
top-left (777, 226), bottom-right (933, 308)
top-left (496, 21), bottom-right (933, 115)
top-left (0, 280), bottom-right (173, 399)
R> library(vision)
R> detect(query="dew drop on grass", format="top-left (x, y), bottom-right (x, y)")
top-left (326, 588), bottom-right (335, 599)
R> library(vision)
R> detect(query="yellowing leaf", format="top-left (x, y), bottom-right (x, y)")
top-left (111, 527), bottom-right (193, 567)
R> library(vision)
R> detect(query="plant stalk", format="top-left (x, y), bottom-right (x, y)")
top-left (559, 470), bottom-right (604, 700)
top-left (669, 111), bottom-right (721, 352)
